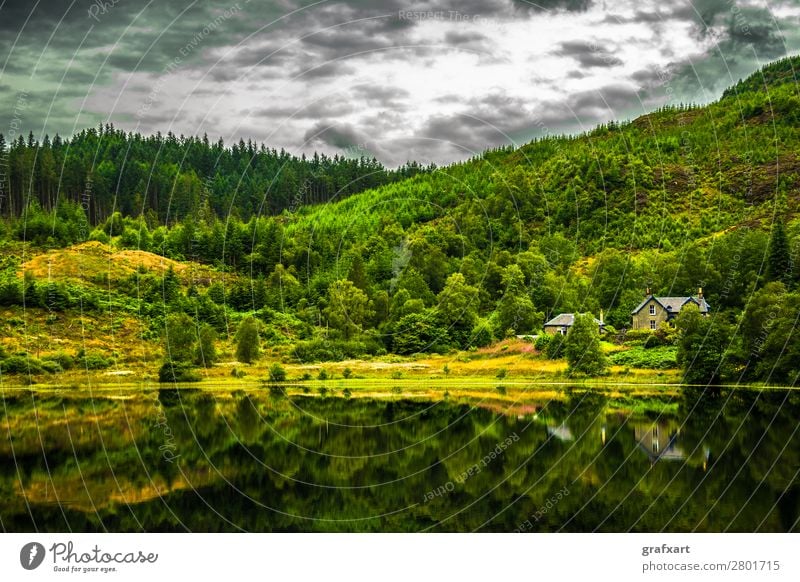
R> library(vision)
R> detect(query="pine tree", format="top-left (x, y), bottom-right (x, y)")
top-left (767, 219), bottom-right (790, 282)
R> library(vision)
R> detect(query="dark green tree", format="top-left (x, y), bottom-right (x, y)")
top-left (235, 316), bottom-right (261, 364)
top-left (564, 314), bottom-right (607, 375)
top-left (194, 323), bottom-right (217, 367)
top-left (675, 305), bottom-right (733, 385)
top-left (767, 219), bottom-right (790, 282)
top-left (164, 312), bottom-right (196, 363)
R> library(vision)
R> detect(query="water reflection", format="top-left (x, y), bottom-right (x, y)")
top-left (0, 387), bottom-right (798, 532)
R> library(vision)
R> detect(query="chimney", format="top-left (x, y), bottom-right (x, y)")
top-left (599, 309), bottom-right (604, 325)
top-left (698, 287), bottom-right (703, 299)
top-left (645, 287), bottom-right (651, 297)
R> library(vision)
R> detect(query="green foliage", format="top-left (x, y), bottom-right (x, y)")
top-left (0, 355), bottom-right (46, 375)
top-left (194, 324), bottom-right (217, 367)
top-left (291, 338), bottom-right (384, 362)
top-left (158, 361), bottom-right (202, 383)
top-left (546, 334), bottom-right (566, 360)
top-left (79, 352), bottom-right (113, 370)
top-left (317, 368), bottom-right (329, 381)
top-left (164, 313), bottom-right (196, 363)
top-left (323, 279), bottom-right (374, 340)
top-left (564, 314), bottom-right (608, 376)
top-left (767, 219), bottom-right (790, 282)
top-left (235, 316), bottom-right (261, 364)
top-left (392, 311), bottom-right (447, 355)
top-left (268, 362), bottom-right (287, 382)
top-left (534, 333), bottom-right (552, 352)
top-left (675, 305), bottom-right (733, 385)
top-left (609, 346), bottom-right (678, 370)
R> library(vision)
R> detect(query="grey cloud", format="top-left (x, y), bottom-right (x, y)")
top-left (570, 84), bottom-right (642, 117)
top-left (556, 40), bottom-right (623, 68)
top-left (291, 61), bottom-right (356, 79)
top-left (255, 99), bottom-right (356, 121)
top-left (351, 85), bottom-right (410, 108)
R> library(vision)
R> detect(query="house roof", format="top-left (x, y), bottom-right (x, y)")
top-left (544, 313), bottom-right (603, 327)
top-left (631, 295), bottom-right (710, 315)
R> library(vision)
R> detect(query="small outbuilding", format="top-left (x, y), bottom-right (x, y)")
top-left (543, 312), bottom-right (605, 336)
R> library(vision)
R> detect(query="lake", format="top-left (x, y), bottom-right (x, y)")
top-left (1, 385), bottom-right (798, 532)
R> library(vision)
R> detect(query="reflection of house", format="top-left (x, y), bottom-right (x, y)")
top-left (546, 422), bottom-right (574, 441)
top-left (630, 288), bottom-right (710, 330)
top-left (634, 422), bottom-right (684, 462)
top-left (543, 312), bottom-right (605, 335)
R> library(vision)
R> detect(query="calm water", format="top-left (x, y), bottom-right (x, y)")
top-left (1, 386), bottom-right (798, 532)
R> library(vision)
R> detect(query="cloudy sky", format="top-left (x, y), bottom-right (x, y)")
top-left (1, 0), bottom-right (799, 166)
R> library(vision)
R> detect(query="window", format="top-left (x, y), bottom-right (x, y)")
top-left (650, 320), bottom-right (657, 330)
top-left (649, 304), bottom-right (656, 315)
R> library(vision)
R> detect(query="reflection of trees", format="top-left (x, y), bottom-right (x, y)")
top-left (0, 390), bottom-right (798, 532)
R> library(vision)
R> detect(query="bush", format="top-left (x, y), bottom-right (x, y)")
top-left (291, 338), bottom-right (384, 362)
top-left (40, 360), bottom-right (63, 374)
top-left (158, 361), bottom-right (201, 383)
top-left (546, 334), bottom-right (567, 359)
top-left (469, 319), bottom-right (495, 348)
top-left (609, 346), bottom-right (678, 370)
top-left (235, 316), bottom-right (261, 364)
top-left (43, 351), bottom-right (75, 370)
top-left (80, 352), bottom-right (113, 370)
top-left (0, 276), bottom-right (23, 306)
top-left (317, 368), bottom-right (329, 380)
top-left (534, 334), bottom-right (552, 352)
top-left (0, 355), bottom-right (45, 375)
top-left (268, 362), bottom-right (287, 382)
top-left (342, 367), bottom-right (353, 379)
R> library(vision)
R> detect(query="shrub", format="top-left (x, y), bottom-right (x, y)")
top-left (342, 367), bottom-right (353, 379)
top-left (158, 361), bottom-right (201, 383)
top-left (235, 316), bottom-right (261, 364)
top-left (564, 314), bottom-right (608, 376)
top-left (0, 276), bottom-right (23, 306)
top-left (0, 355), bottom-right (45, 375)
top-left (534, 333), bottom-right (552, 352)
top-left (291, 338), bottom-right (384, 362)
top-left (268, 362), bottom-right (287, 382)
top-left (80, 352), bottom-right (113, 370)
top-left (546, 334), bottom-right (566, 359)
top-left (609, 346), bottom-right (678, 370)
top-left (43, 351), bottom-right (75, 370)
top-left (317, 368), bottom-right (329, 380)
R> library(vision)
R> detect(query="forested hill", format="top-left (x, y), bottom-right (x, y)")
top-left (0, 127), bottom-right (433, 222)
top-left (294, 55), bottom-right (800, 256)
top-left (1, 57), bottom-right (800, 385)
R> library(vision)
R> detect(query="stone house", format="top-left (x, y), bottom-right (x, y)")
top-left (630, 288), bottom-right (709, 331)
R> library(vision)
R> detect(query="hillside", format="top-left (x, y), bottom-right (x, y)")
top-left (1, 56), bottom-right (800, 386)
